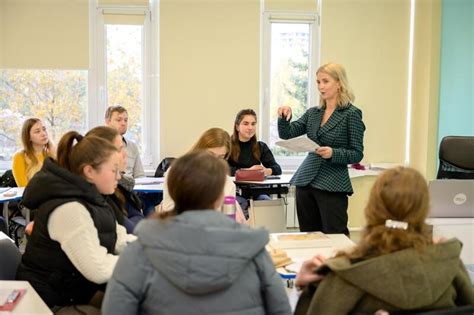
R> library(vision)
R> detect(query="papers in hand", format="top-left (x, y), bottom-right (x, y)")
top-left (275, 136), bottom-right (320, 153)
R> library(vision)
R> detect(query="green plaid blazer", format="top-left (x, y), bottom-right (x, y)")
top-left (278, 104), bottom-right (365, 194)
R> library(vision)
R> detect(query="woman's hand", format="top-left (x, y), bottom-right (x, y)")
top-left (264, 168), bottom-right (272, 176)
top-left (249, 165), bottom-right (272, 176)
top-left (295, 255), bottom-right (327, 287)
top-left (316, 146), bottom-right (333, 159)
top-left (277, 106), bottom-right (292, 121)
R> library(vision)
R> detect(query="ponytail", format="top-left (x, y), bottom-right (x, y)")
top-left (57, 131), bottom-right (118, 176)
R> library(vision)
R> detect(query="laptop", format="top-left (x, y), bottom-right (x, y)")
top-left (429, 180), bottom-right (474, 218)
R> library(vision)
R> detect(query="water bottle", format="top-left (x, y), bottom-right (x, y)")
top-left (222, 196), bottom-right (236, 220)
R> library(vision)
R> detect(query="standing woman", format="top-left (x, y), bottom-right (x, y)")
top-left (229, 109), bottom-right (282, 212)
top-left (277, 63), bottom-right (365, 234)
top-left (12, 118), bottom-right (55, 187)
top-left (16, 131), bottom-right (135, 313)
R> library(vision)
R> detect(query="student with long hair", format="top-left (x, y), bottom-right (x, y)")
top-left (294, 167), bottom-right (474, 315)
top-left (12, 118), bottom-right (55, 187)
top-left (86, 126), bottom-right (145, 233)
top-left (160, 127), bottom-right (246, 223)
top-left (278, 63), bottom-right (365, 234)
top-left (229, 109), bottom-right (281, 176)
top-left (16, 131), bottom-right (136, 313)
top-left (102, 151), bottom-right (291, 315)
top-left (229, 109), bottom-right (282, 212)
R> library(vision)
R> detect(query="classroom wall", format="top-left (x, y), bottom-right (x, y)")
top-left (410, 0), bottom-right (441, 178)
top-left (438, 0), bottom-right (474, 144)
top-left (0, 0), bottom-right (88, 69)
top-left (321, 0), bottom-right (410, 166)
top-left (0, 0), bottom-right (4, 67)
top-left (160, 0), bottom-right (260, 157)
top-left (0, 0), bottom-right (444, 228)
top-left (320, 0), bottom-right (441, 228)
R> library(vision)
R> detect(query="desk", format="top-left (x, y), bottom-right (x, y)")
top-left (235, 175), bottom-right (292, 232)
top-left (0, 281), bottom-right (52, 315)
top-left (426, 218), bottom-right (474, 264)
top-left (133, 183), bottom-right (164, 193)
top-left (1, 188), bottom-right (25, 232)
top-left (271, 233), bottom-right (355, 310)
top-left (234, 174), bottom-right (293, 199)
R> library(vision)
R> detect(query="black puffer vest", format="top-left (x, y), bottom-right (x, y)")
top-left (16, 158), bottom-right (118, 307)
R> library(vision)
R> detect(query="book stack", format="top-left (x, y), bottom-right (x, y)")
top-left (269, 232), bottom-right (331, 249)
top-left (267, 247), bottom-right (293, 268)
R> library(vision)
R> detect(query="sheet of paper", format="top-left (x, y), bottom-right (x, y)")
top-left (134, 177), bottom-right (165, 185)
top-left (275, 136), bottom-right (320, 152)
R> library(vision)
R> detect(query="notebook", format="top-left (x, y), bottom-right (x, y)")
top-left (429, 180), bottom-right (474, 218)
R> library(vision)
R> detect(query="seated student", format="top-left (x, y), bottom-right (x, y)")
top-left (12, 118), bottom-right (55, 187)
top-left (86, 126), bottom-right (145, 233)
top-left (102, 151), bottom-right (292, 315)
top-left (294, 167), bottom-right (474, 315)
top-left (228, 109), bottom-right (282, 213)
top-left (16, 131), bottom-right (136, 313)
top-left (160, 127), bottom-right (246, 223)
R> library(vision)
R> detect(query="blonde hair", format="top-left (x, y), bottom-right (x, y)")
top-left (317, 63), bottom-right (355, 109)
top-left (190, 128), bottom-right (231, 160)
top-left (20, 118), bottom-right (55, 181)
top-left (340, 167), bottom-right (432, 260)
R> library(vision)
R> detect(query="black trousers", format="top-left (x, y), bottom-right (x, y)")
top-left (295, 186), bottom-right (349, 235)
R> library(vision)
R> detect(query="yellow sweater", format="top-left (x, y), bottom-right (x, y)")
top-left (12, 151), bottom-right (46, 187)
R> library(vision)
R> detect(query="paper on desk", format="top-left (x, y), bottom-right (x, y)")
top-left (134, 177), bottom-right (165, 185)
top-left (275, 136), bottom-right (320, 152)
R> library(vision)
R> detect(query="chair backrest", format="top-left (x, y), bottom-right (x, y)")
top-left (154, 157), bottom-right (175, 177)
top-left (0, 239), bottom-right (21, 280)
top-left (0, 169), bottom-right (17, 187)
top-left (437, 136), bottom-right (474, 179)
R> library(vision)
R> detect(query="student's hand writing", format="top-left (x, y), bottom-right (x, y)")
top-left (249, 165), bottom-right (264, 171)
top-left (316, 146), bottom-right (333, 159)
top-left (295, 255), bottom-right (326, 287)
top-left (277, 106), bottom-right (292, 121)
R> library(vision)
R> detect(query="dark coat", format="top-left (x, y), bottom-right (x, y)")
top-left (278, 104), bottom-right (365, 193)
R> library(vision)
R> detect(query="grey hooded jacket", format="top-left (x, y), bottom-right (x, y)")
top-left (102, 210), bottom-right (292, 315)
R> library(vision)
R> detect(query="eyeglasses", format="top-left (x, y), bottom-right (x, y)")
top-left (99, 165), bottom-right (121, 180)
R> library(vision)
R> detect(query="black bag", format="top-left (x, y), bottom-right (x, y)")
top-left (0, 170), bottom-right (17, 187)
top-left (154, 157), bottom-right (175, 177)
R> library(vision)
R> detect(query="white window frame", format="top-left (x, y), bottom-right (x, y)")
top-left (89, 0), bottom-right (160, 171)
top-left (260, 11), bottom-right (320, 172)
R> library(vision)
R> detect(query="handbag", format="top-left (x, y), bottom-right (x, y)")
top-left (235, 168), bottom-right (265, 182)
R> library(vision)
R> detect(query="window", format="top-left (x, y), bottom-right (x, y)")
top-left (0, 69), bottom-right (88, 169)
top-left (106, 24), bottom-right (144, 149)
top-left (261, 12), bottom-right (320, 171)
top-left (90, 2), bottom-right (159, 169)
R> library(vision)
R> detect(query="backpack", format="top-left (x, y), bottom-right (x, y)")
top-left (154, 157), bottom-right (175, 177)
top-left (0, 170), bottom-right (17, 188)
